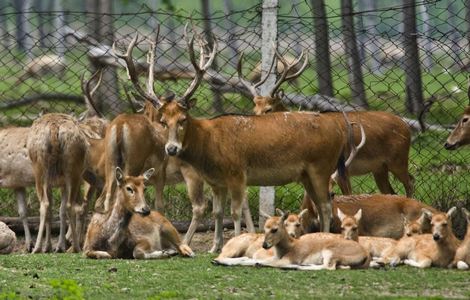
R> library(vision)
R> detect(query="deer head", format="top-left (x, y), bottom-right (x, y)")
top-left (115, 167), bottom-right (154, 216)
top-left (428, 207), bottom-right (457, 242)
top-left (444, 79), bottom-right (470, 150)
top-left (402, 212), bottom-right (426, 237)
top-left (237, 45), bottom-right (308, 115)
top-left (337, 208), bottom-right (362, 241)
top-left (157, 24), bottom-right (217, 157)
top-left (262, 210), bottom-right (290, 249)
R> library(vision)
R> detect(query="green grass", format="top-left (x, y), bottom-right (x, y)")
top-left (1, 254), bottom-right (470, 299)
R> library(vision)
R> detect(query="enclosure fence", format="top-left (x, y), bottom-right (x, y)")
top-left (0, 0), bottom-right (469, 225)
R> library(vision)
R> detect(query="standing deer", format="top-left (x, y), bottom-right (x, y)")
top-left (27, 111), bottom-right (103, 253)
top-left (444, 86), bottom-right (470, 150)
top-left (379, 207), bottom-right (460, 268)
top-left (156, 34), bottom-right (349, 253)
top-left (239, 48), bottom-right (413, 197)
top-left (84, 167), bottom-right (193, 259)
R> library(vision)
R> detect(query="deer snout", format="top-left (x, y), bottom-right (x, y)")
top-left (165, 144), bottom-right (180, 156)
top-left (262, 241), bottom-right (271, 249)
top-left (136, 205), bottom-right (151, 216)
top-left (444, 142), bottom-right (458, 150)
top-left (433, 233), bottom-right (441, 241)
top-left (289, 232), bottom-right (296, 238)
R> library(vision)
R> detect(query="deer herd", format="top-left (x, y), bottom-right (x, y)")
top-left (2, 25), bottom-right (470, 271)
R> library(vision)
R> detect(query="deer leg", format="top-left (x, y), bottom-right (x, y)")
top-left (210, 186), bottom-right (227, 253)
top-left (55, 188), bottom-right (68, 253)
top-left (152, 168), bottom-right (166, 213)
top-left (32, 179), bottom-right (50, 254)
top-left (182, 175), bottom-right (206, 245)
top-left (66, 178), bottom-right (82, 253)
top-left (372, 167), bottom-right (395, 195)
top-left (242, 194), bottom-right (256, 233)
top-left (404, 257), bottom-right (432, 268)
top-left (43, 188), bottom-right (53, 253)
top-left (160, 220), bottom-right (195, 257)
top-left (85, 250), bottom-right (113, 259)
top-left (15, 188), bottom-right (32, 252)
top-left (230, 186), bottom-right (246, 237)
top-left (304, 173), bottom-right (331, 232)
top-left (389, 165), bottom-right (414, 197)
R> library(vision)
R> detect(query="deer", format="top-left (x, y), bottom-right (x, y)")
top-left (27, 112), bottom-right (105, 253)
top-left (16, 54), bottom-right (66, 84)
top-left (92, 28), bottom-right (238, 247)
top-left (451, 208), bottom-right (470, 270)
top-left (379, 207), bottom-right (460, 268)
top-left (83, 167), bottom-right (194, 259)
top-left (444, 85), bottom-right (470, 150)
top-left (301, 194), bottom-right (439, 239)
top-left (156, 31), bottom-right (351, 252)
top-left (239, 48), bottom-right (414, 197)
top-left (337, 208), bottom-right (397, 262)
top-left (402, 212), bottom-right (427, 237)
top-left (213, 209), bottom-right (309, 265)
top-left (249, 211), bottom-right (370, 270)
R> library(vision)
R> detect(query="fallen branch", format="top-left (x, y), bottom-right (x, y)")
top-left (0, 94), bottom-right (84, 109)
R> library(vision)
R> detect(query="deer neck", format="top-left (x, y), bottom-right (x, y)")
top-left (178, 118), bottom-right (212, 172)
top-left (436, 233), bottom-right (460, 256)
top-left (273, 230), bottom-right (294, 258)
top-left (104, 192), bottom-right (132, 234)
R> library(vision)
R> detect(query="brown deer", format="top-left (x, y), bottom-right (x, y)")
top-left (402, 212), bottom-right (427, 237)
top-left (214, 209), bottom-right (309, 265)
top-left (254, 211), bottom-right (369, 270)
top-left (16, 54), bottom-right (66, 84)
top-left (239, 48), bottom-right (413, 197)
top-left (155, 30), bottom-right (352, 252)
top-left (301, 194), bottom-right (439, 239)
top-left (444, 85), bottom-right (470, 150)
top-left (83, 167), bottom-right (194, 259)
top-left (379, 207), bottom-right (460, 268)
top-left (93, 29), bottom-right (228, 246)
top-left (27, 112), bottom-right (103, 253)
top-left (452, 208), bottom-right (470, 269)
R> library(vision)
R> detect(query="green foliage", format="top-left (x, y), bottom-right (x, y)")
top-left (0, 291), bottom-right (20, 300)
top-left (49, 279), bottom-right (84, 300)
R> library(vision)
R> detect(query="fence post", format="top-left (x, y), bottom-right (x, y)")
top-left (311, 0), bottom-right (333, 96)
top-left (341, 0), bottom-right (368, 108)
top-left (403, 0), bottom-right (423, 115)
top-left (258, 0), bottom-right (278, 229)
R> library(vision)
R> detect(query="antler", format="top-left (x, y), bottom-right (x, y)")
top-left (112, 26), bottom-right (161, 107)
top-left (237, 51), bottom-right (276, 97)
top-left (179, 23), bottom-right (218, 105)
top-left (270, 46), bottom-right (309, 97)
top-left (80, 68), bottom-right (104, 118)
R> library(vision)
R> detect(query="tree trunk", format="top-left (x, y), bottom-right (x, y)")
top-left (447, 0), bottom-right (461, 68)
top-left (310, 0), bottom-right (333, 96)
top-left (86, 0), bottom-right (123, 116)
top-left (35, 0), bottom-right (47, 48)
top-left (403, 0), bottom-right (423, 115)
top-left (258, 0), bottom-right (278, 228)
top-left (358, 0), bottom-right (382, 74)
top-left (223, 0), bottom-right (239, 68)
top-left (419, 2), bottom-right (433, 71)
top-left (14, 0), bottom-right (34, 59)
top-left (341, 0), bottom-right (368, 108)
top-left (52, 0), bottom-right (65, 58)
top-left (201, 0), bottom-right (224, 114)
top-left (0, 4), bottom-right (9, 49)
top-left (467, 0), bottom-right (470, 54)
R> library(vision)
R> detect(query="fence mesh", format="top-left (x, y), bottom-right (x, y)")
top-left (0, 1), bottom-right (469, 225)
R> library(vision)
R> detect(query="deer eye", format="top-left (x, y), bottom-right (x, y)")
top-left (463, 117), bottom-right (468, 123)
top-left (265, 108), bottom-right (273, 113)
top-left (295, 223), bottom-right (301, 227)
top-left (271, 228), bottom-right (278, 233)
top-left (126, 186), bottom-right (134, 194)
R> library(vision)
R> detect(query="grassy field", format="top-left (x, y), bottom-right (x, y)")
top-left (0, 253), bottom-right (470, 299)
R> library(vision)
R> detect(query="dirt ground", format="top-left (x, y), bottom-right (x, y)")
top-left (12, 229), bottom-right (240, 254)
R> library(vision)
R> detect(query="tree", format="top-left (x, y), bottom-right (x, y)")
top-left (403, 0), bottom-right (423, 115)
top-left (341, 0), bottom-right (368, 108)
top-left (310, 0), bottom-right (333, 96)
top-left (14, 0), bottom-right (34, 59)
top-left (357, 0), bottom-right (382, 74)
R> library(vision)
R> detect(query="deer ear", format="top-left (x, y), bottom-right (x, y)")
top-left (337, 208), bottom-right (346, 222)
top-left (275, 208), bottom-right (284, 216)
top-left (143, 168), bottom-right (155, 181)
top-left (260, 210), bottom-right (272, 219)
top-left (281, 211), bottom-right (290, 223)
top-left (447, 206), bottom-right (457, 218)
top-left (115, 167), bottom-right (124, 186)
top-left (275, 89), bottom-right (284, 100)
top-left (422, 208), bottom-right (433, 219)
top-left (187, 98), bottom-right (197, 109)
top-left (354, 209), bottom-right (362, 222)
top-left (462, 208), bottom-right (470, 222)
top-left (298, 209), bottom-right (309, 221)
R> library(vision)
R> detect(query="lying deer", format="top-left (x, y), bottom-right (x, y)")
top-left (83, 167), bottom-right (194, 259)
top-left (379, 207), bottom-right (460, 268)
top-left (214, 209), bottom-right (308, 265)
top-left (253, 211), bottom-right (370, 270)
top-left (240, 48), bottom-right (413, 197)
top-left (301, 194), bottom-right (439, 239)
top-left (16, 54), bottom-right (66, 84)
top-left (451, 208), bottom-right (470, 269)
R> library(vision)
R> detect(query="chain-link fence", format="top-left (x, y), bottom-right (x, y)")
top-left (0, 1), bottom-right (469, 225)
